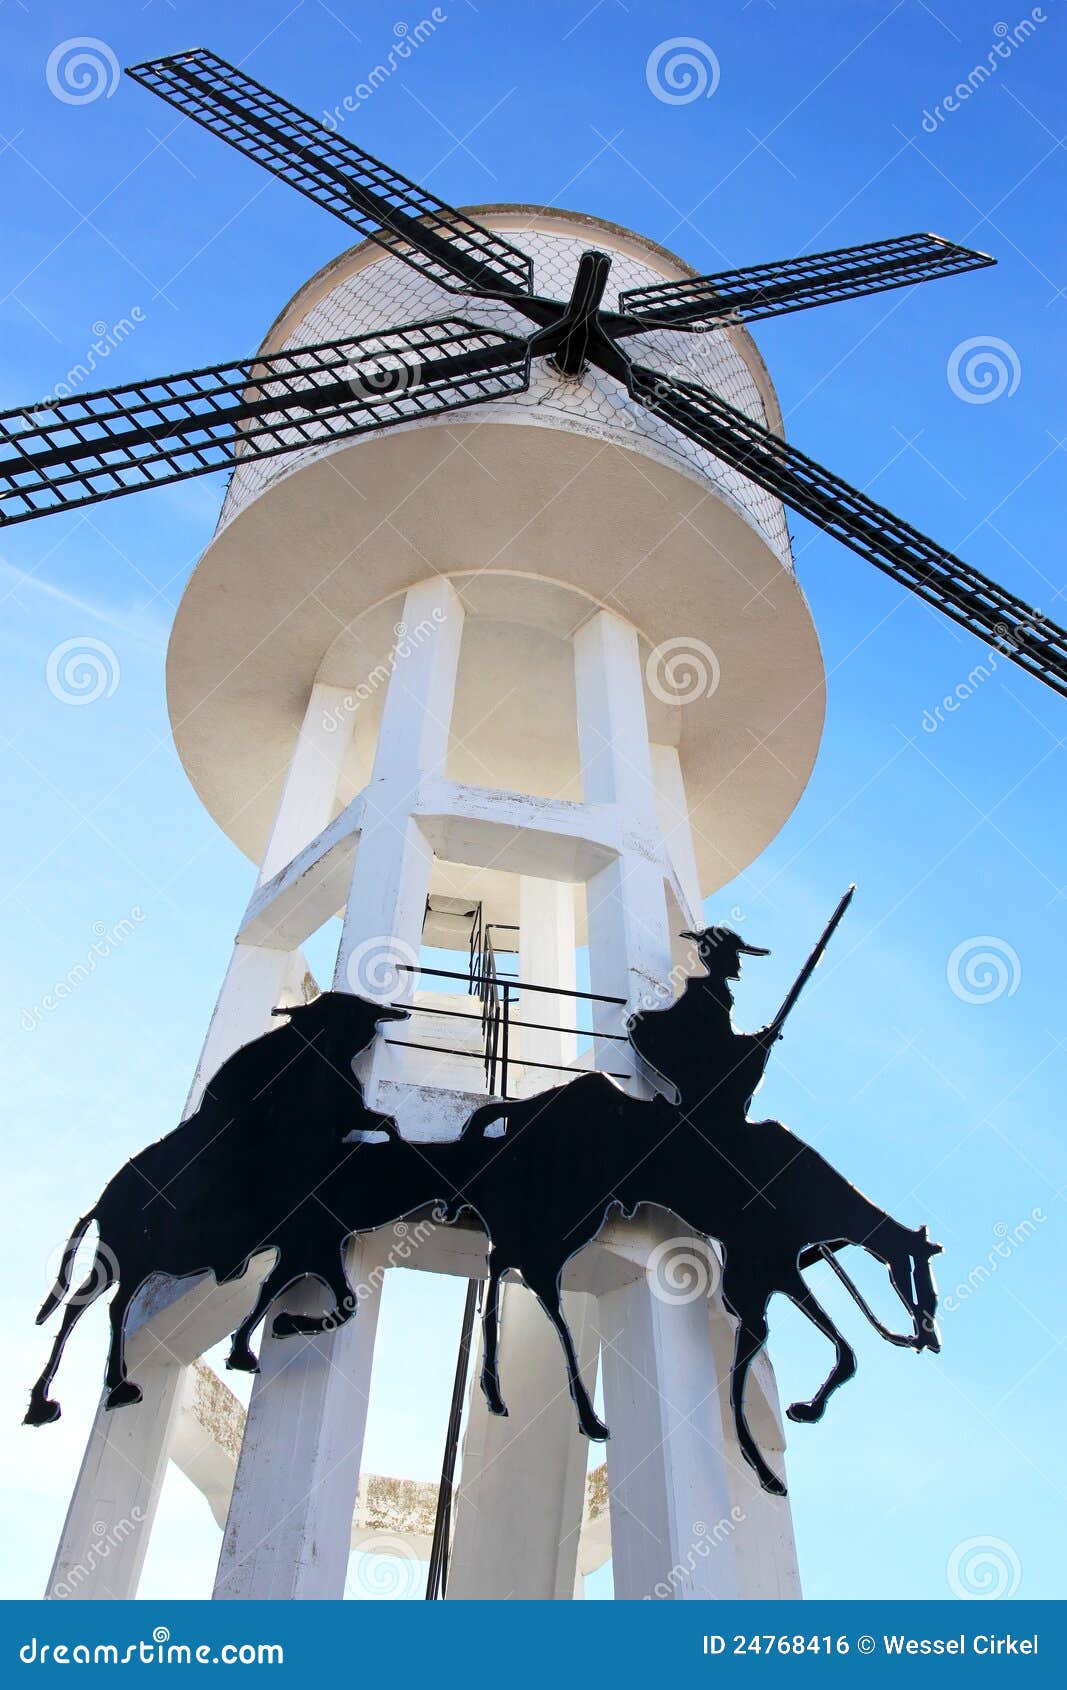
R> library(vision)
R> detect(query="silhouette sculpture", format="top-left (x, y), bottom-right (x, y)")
top-left (24, 993), bottom-right (410, 1427)
top-left (628, 926), bottom-right (776, 1112)
top-left (27, 903), bottom-right (942, 1496)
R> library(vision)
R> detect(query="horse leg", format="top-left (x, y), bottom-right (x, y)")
top-left (272, 1252), bottom-right (357, 1339)
top-left (525, 1272), bottom-right (608, 1441)
top-left (104, 1284), bottom-right (141, 1410)
top-left (782, 1273), bottom-right (857, 1424)
top-left (226, 1261), bottom-right (292, 1372)
top-left (722, 1273), bottom-right (785, 1497)
top-left (24, 1263), bottom-right (114, 1426)
top-left (479, 1250), bottom-right (508, 1418)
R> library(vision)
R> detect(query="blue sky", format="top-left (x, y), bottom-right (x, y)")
top-left (1, 0), bottom-right (1065, 1603)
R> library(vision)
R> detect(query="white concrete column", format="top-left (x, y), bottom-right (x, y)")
top-left (573, 610), bottom-right (673, 1083)
top-left (447, 885), bottom-right (592, 1600)
top-left (447, 1284), bottom-right (599, 1600)
top-left (707, 1295), bottom-right (801, 1598)
top-left (594, 1218), bottom-right (741, 1600)
top-left (49, 680), bottom-right (359, 1596)
top-left (517, 874), bottom-right (577, 1081)
top-left (184, 945), bottom-right (313, 1116)
top-left (333, 580), bottom-right (464, 1100)
top-left (213, 1234), bottom-right (385, 1600)
top-left (650, 743), bottom-right (702, 929)
top-left (46, 1357), bottom-right (185, 1599)
top-left (258, 682), bottom-right (356, 884)
top-left (185, 680), bottom-right (357, 1114)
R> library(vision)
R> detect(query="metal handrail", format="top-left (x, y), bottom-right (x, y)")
top-left (383, 1037), bottom-right (629, 1083)
top-left (396, 962), bottom-right (627, 1005)
top-left (387, 1000), bottom-right (630, 1042)
top-left (391, 961), bottom-right (630, 1098)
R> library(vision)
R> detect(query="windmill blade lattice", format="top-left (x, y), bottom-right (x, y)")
top-left (126, 48), bottom-right (534, 298)
top-left (627, 363), bottom-right (1067, 699)
top-left (0, 320), bottom-right (530, 526)
top-left (618, 233), bottom-right (994, 331)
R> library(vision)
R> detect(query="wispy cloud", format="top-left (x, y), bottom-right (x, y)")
top-left (0, 561), bottom-right (170, 653)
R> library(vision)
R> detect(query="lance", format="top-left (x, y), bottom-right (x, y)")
top-left (764, 884), bottom-right (856, 1043)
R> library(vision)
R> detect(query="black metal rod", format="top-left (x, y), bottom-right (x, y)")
top-left (500, 991), bottom-right (511, 1100)
top-left (396, 962), bottom-right (625, 1006)
top-left (389, 1000), bottom-right (628, 1042)
top-left (382, 1038), bottom-right (627, 1081)
top-left (425, 1278), bottom-right (479, 1600)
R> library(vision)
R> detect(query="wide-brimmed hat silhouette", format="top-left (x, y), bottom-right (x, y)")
top-left (681, 926), bottom-right (770, 972)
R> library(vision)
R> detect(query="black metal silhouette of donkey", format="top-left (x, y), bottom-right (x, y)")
top-left (27, 899), bottom-right (941, 1496)
top-left (462, 904), bottom-right (940, 1495)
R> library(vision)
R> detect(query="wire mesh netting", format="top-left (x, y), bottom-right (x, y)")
top-left (219, 224), bottom-right (793, 567)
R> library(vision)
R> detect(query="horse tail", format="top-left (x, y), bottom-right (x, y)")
top-left (37, 1213), bottom-right (93, 1325)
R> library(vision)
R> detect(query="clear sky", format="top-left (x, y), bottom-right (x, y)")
top-left (1, 0), bottom-right (1064, 1604)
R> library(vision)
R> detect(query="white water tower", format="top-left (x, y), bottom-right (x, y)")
top-left (47, 206), bottom-right (824, 1602)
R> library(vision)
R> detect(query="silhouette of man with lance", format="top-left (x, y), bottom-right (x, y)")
top-left (628, 888), bottom-right (856, 1119)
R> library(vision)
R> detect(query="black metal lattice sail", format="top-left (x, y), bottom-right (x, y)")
top-left (3, 43), bottom-right (1063, 703)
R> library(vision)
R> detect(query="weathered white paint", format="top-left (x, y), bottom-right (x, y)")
top-left (574, 610), bottom-right (673, 1083)
top-left (213, 1235), bottom-right (385, 1600)
top-left (171, 1358), bottom-right (616, 1581)
top-left (170, 1363), bottom-right (245, 1532)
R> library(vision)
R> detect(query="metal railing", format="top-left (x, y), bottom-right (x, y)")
top-left (386, 963), bottom-right (631, 1098)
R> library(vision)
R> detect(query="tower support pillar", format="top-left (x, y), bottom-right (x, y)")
top-left (333, 578), bottom-right (465, 1028)
top-left (447, 874), bottom-right (593, 1600)
top-left (595, 1217), bottom-right (741, 1600)
top-left (213, 1234), bottom-right (385, 1601)
top-left (186, 679), bottom-right (356, 1115)
top-left (573, 610), bottom-right (673, 1085)
top-left (46, 1358), bottom-right (185, 1599)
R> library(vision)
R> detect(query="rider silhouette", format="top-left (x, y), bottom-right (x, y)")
top-left (628, 926), bottom-right (778, 1116)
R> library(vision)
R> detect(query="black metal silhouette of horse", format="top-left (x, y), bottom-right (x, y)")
top-left (28, 987), bottom-right (941, 1497)
top-left (461, 1076), bottom-right (940, 1496)
top-left (24, 993), bottom-right (409, 1426)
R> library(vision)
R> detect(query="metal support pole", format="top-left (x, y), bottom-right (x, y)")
top-left (425, 1279), bottom-right (479, 1599)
